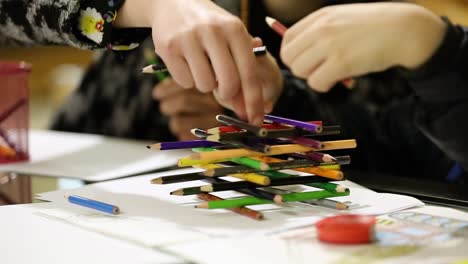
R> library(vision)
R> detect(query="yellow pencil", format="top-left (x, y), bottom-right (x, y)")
top-left (190, 140), bottom-right (357, 161)
top-left (253, 156), bottom-right (344, 180)
top-left (195, 164), bottom-right (271, 185)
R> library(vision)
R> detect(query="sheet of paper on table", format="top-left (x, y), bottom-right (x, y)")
top-left (35, 168), bottom-right (425, 248)
top-left (0, 202), bottom-right (185, 264)
top-left (0, 129), bottom-right (189, 181)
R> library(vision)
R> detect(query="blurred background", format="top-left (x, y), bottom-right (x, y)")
top-left (1, 0), bottom-right (468, 204)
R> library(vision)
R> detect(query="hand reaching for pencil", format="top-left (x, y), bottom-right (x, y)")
top-left (213, 37), bottom-right (284, 116)
top-left (153, 78), bottom-right (223, 140)
top-left (279, 3), bottom-right (446, 92)
top-left (115, 0), bottom-right (265, 125)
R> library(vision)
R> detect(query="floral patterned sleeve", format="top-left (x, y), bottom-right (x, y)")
top-left (0, 0), bottom-right (146, 50)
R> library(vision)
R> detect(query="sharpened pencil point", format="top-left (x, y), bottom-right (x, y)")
top-left (336, 202), bottom-right (349, 210)
top-left (170, 190), bottom-right (184, 196)
top-left (195, 203), bottom-right (209, 209)
top-left (265, 16), bottom-right (275, 27)
top-left (150, 178), bottom-right (163, 184)
top-left (335, 185), bottom-right (347, 193)
top-left (273, 195), bottom-right (283, 205)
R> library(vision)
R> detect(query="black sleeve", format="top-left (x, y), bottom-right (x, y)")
top-left (401, 18), bottom-right (468, 173)
top-left (0, 0), bottom-right (148, 50)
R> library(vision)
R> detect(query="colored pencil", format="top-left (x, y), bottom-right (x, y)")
top-left (290, 152), bottom-right (337, 163)
top-left (207, 123), bottom-right (290, 134)
top-left (196, 164), bottom-right (271, 185)
top-left (170, 186), bottom-right (204, 196)
top-left (264, 114), bottom-right (322, 133)
top-left (216, 114), bottom-right (268, 137)
top-left (190, 128), bottom-right (210, 138)
top-left (191, 147), bottom-right (270, 170)
top-left (265, 16), bottom-right (288, 36)
top-left (0, 144), bottom-right (16, 158)
top-left (199, 175), bottom-right (330, 193)
top-left (254, 156), bottom-right (344, 180)
top-left (207, 128), bottom-right (304, 141)
top-left (150, 172), bottom-right (206, 184)
top-left (204, 159), bottom-right (329, 177)
top-left (261, 187), bottom-right (348, 209)
top-left (196, 193), bottom-right (264, 220)
top-left (147, 140), bottom-right (222, 150)
top-left (301, 199), bottom-right (349, 210)
top-left (204, 177), bottom-right (278, 202)
top-left (178, 157), bottom-right (228, 167)
top-left (307, 182), bottom-right (349, 193)
top-left (265, 16), bottom-right (354, 89)
top-left (189, 140), bottom-right (357, 160)
top-left (288, 137), bottom-right (323, 149)
top-left (195, 189), bottom-right (349, 209)
top-left (142, 46), bottom-right (268, 74)
top-left (66, 195), bottom-right (120, 215)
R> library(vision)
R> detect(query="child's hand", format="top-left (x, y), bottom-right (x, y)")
top-left (153, 78), bottom-right (223, 140)
top-left (281, 3), bottom-right (446, 92)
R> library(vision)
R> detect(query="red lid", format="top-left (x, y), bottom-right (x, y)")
top-left (0, 61), bottom-right (31, 75)
top-left (316, 214), bottom-right (376, 244)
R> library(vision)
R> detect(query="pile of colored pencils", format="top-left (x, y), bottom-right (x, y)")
top-left (148, 114), bottom-right (357, 220)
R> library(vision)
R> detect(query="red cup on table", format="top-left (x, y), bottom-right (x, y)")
top-left (0, 61), bottom-right (31, 164)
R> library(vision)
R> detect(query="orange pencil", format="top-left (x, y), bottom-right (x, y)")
top-left (196, 193), bottom-right (264, 221)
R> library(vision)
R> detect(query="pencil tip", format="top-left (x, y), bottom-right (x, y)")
top-left (265, 16), bottom-right (275, 27)
top-left (141, 65), bottom-right (153, 74)
top-left (273, 195), bottom-right (283, 205)
top-left (150, 178), bottom-right (163, 184)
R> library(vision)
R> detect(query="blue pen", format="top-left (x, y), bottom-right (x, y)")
top-left (66, 195), bottom-right (120, 215)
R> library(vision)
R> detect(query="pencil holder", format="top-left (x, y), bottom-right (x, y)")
top-left (0, 62), bottom-right (30, 164)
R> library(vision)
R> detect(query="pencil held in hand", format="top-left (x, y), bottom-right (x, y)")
top-left (265, 16), bottom-right (355, 89)
top-left (142, 46), bottom-right (268, 74)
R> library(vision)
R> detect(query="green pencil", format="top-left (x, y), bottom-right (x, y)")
top-left (195, 189), bottom-right (350, 209)
top-left (307, 182), bottom-right (349, 193)
top-left (192, 147), bottom-right (269, 170)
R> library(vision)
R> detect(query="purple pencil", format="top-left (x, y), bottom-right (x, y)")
top-left (147, 140), bottom-right (223, 150)
top-left (288, 137), bottom-right (324, 149)
top-left (264, 114), bottom-right (322, 133)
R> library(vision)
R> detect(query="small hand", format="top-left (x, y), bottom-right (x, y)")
top-left (281, 3), bottom-right (446, 92)
top-left (153, 78), bottom-right (223, 140)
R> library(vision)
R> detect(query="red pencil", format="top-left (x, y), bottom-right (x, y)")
top-left (265, 16), bottom-right (355, 89)
top-left (196, 193), bottom-right (264, 220)
top-left (265, 16), bottom-right (288, 36)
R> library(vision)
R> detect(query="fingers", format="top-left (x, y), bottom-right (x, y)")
top-left (288, 43), bottom-right (325, 79)
top-left (183, 34), bottom-right (217, 92)
top-left (307, 58), bottom-right (349, 92)
top-left (202, 25), bottom-right (240, 98)
top-left (283, 6), bottom-right (330, 45)
top-left (281, 26), bottom-right (319, 68)
top-left (227, 27), bottom-right (264, 125)
top-left (152, 78), bottom-right (183, 100)
top-left (155, 47), bottom-right (194, 89)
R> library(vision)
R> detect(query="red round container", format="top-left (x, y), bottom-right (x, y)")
top-left (0, 61), bottom-right (31, 164)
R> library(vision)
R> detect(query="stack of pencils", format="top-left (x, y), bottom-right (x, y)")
top-left (148, 114), bottom-right (357, 220)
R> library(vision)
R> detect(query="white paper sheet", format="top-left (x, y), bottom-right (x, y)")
top-left (0, 203), bottom-right (185, 264)
top-left (35, 168), bottom-right (425, 247)
top-left (0, 130), bottom-right (190, 181)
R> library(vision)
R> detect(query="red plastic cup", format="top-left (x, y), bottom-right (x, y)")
top-left (0, 61), bottom-right (30, 164)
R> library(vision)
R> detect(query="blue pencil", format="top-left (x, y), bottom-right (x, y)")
top-left (66, 195), bottom-right (120, 215)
